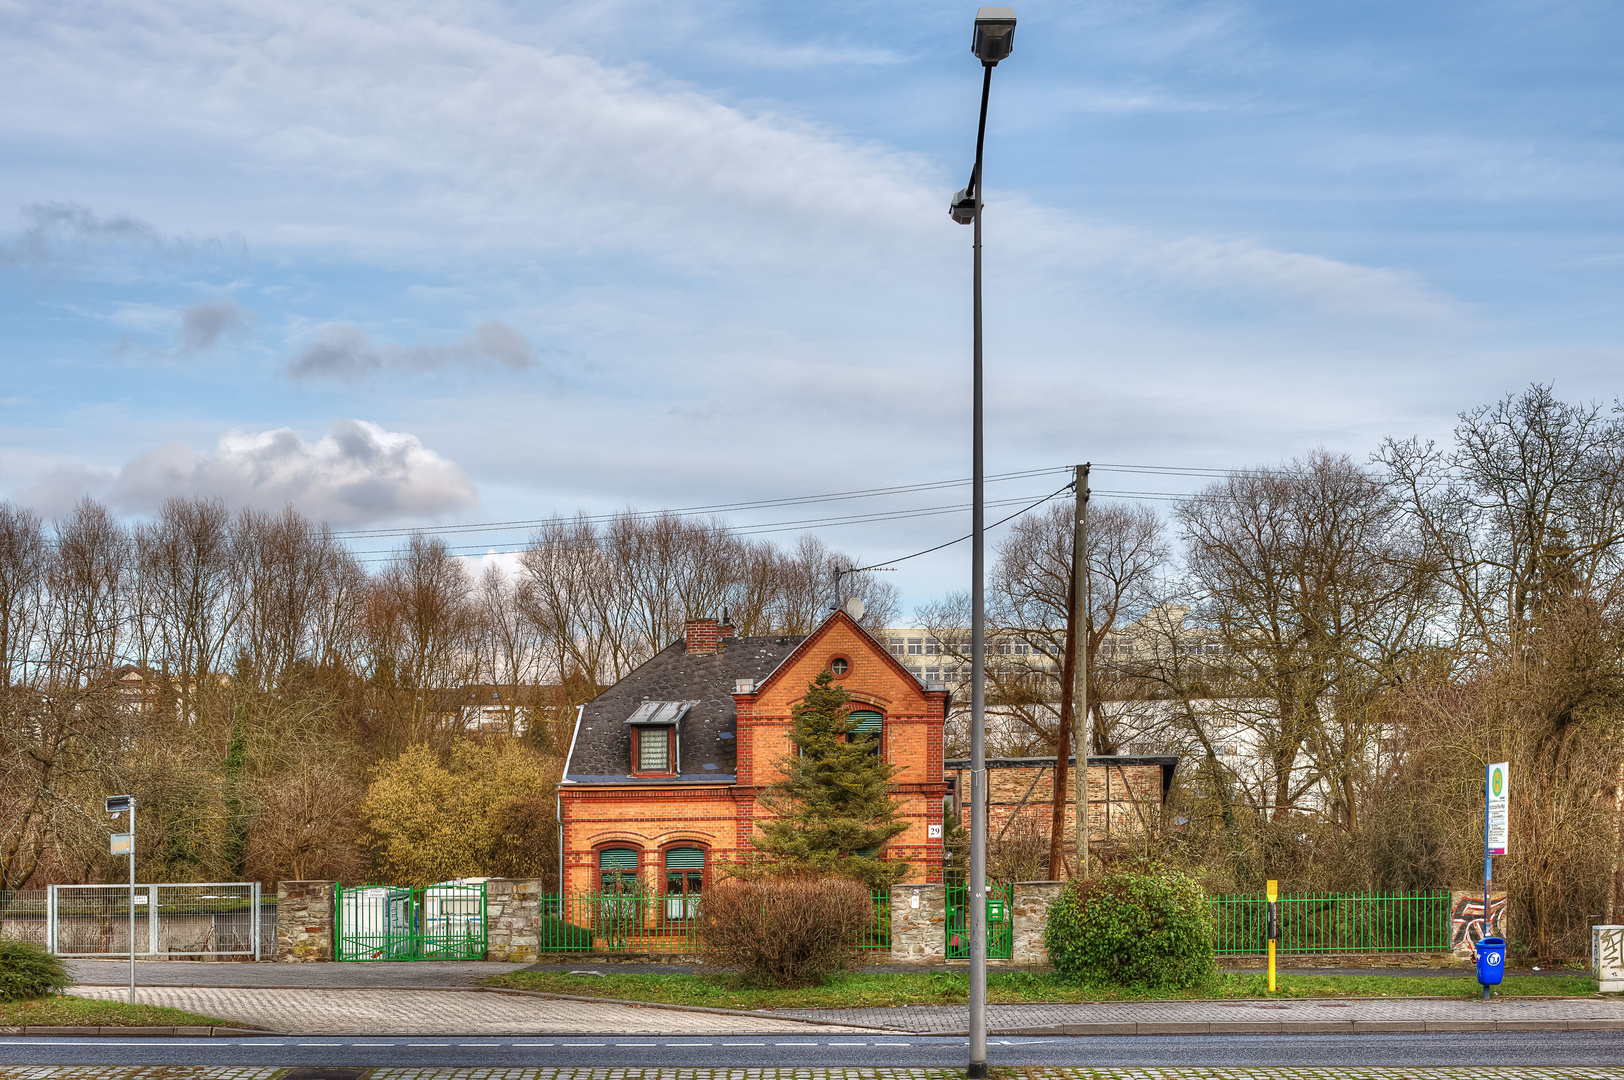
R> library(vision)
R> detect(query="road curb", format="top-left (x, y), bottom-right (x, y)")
top-left (474, 986), bottom-right (907, 1031)
top-left (992, 1018), bottom-right (1624, 1036)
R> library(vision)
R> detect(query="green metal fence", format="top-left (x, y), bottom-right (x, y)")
top-left (945, 883), bottom-right (1013, 960)
top-left (532, 889), bottom-right (893, 954)
top-left (336, 881), bottom-right (486, 961)
top-left (1209, 890), bottom-right (1452, 956)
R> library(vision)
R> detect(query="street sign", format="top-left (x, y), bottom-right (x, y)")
top-left (1486, 762), bottom-right (1509, 855)
top-left (110, 832), bottom-right (133, 855)
top-left (105, 795), bottom-right (133, 815)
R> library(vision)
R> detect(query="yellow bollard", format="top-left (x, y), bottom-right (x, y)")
top-left (1266, 879), bottom-right (1279, 993)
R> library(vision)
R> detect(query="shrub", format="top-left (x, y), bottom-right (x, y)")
top-left (0, 940), bottom-right (69, 1002)
top-left (699, 877), bottom-right (875, 987)
top-left (540, 915), bottom-right (594, 950)
top-left (1045, 867), bottom-right (1215, 990)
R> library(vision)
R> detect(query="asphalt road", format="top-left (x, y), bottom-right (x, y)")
top-left (3, 1031), bottom-right (1623, 1070)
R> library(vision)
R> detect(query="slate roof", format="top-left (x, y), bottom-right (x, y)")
top-left (563, 634), bottom-right (808, 785)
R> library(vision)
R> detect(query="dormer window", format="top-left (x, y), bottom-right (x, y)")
top-left (626, 700), bottom-right (697, 777)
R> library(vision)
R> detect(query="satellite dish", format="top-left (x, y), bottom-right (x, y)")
top-left (844, 597), bottom-right (866, 621)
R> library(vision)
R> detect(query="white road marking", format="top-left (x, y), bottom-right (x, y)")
top-left (724, 1041), bottom-right (766, 1045)
top-left (407, 1042), bottom-right (451, 1046)
top-left (775, 1041), bottom-right (820, 1045)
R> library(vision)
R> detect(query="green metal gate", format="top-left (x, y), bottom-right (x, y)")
top-left (945, 882), bottom-right (1013, 960)
top-left (336, 881), bottom-right (486, 961)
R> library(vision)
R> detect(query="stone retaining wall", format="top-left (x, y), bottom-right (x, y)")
top-left (890, 884), bottom-right (946, 963)
top-left (484, 877), bottom-right (546, 963)
top-left (1011, 881), bottom-right (1064, 965)
top-left (274, 880), bottom-right (333, 962)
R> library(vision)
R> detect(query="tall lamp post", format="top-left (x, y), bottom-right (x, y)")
top-left (950, 8), bottom-right (1015, 1079)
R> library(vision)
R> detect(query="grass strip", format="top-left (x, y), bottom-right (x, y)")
top-left (0, 995), bottom-right (238, 1028)
top-left (481, 968), bottom-right (1600, 1010)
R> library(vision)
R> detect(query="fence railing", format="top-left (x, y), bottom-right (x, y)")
top-left (2, 884), bottom-right (264, 958)
top-left (1209, 890), bottom-right (1453, 955)
top-left (531, 890), bottom-right (892, 954)
top-left (0, 890), bottom-right (49, 947)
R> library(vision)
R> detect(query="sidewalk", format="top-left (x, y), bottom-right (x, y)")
top-left (67, 985), bottom-right (882, 1035)
top-left (64, 959), bottom-right (530, 988)
top-left (59, 960), bottom-right (1624, 1037)
top-left (5, 1069), bottom-right (1624, 1080)
top-left (773, 995), bottom-right (1624, 1035)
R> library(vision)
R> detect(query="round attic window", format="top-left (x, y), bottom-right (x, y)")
top-left (830, 656), bottom-right (850, 677)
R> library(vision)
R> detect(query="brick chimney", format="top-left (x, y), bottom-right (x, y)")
top-left (684, 618), bottom-right (720, 655)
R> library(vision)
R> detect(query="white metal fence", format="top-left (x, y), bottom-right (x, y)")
top-left (1, 883), bottom-right (264, 959)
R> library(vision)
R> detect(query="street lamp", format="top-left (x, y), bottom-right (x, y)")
top-left (950, 7), bottom-right (1015, 1079)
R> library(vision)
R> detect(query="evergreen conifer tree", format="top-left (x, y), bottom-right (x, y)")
top-left (753, 670), bottom-right (911, 887)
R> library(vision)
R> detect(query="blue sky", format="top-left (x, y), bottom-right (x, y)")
top-left (2, 0), bottom-right (1621, 607)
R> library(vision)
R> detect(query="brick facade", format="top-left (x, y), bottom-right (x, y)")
top-left (945, 756), bottom-right (1175, 846)
top-left (559, 611), bottom-right (952, 894)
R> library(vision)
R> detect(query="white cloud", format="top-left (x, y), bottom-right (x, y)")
top-left (99, 420), bottom-right (478, 525)
top-left (286, 321), bottom-right (540, 382)
top-left (0, 1), bottom-right (1459, 323)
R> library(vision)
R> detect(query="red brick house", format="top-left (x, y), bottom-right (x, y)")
top-left (557, 610), bottom-right (951, 901)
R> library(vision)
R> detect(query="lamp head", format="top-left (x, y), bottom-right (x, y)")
top-left (949, 186), bottom-right (977, 225)
top-left (972, 6), bottom-right (1016, 65)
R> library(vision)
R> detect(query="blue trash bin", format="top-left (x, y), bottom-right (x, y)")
top-left (1476, 936), bottom-right (1506, 986)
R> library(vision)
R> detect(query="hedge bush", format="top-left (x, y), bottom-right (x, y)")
top-left (1044, 868), bottom-right (1215, 990)
top-left (0, 940), bottom-right (69, 1002)
top-left (699, 877), bottom-right (874, 987)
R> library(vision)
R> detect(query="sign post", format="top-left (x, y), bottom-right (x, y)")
top-left (106, 795), bottom-right (136, 1005)
top-left (1482, 763), bottom-right (1509, 1001)
top-left (1266, 879), bottom-right (1279, 993)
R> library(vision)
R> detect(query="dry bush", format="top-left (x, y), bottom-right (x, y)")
top-left (698, 877), bottom-right (875, 987)
top-left (988, 812), bottom-right (1053, 884)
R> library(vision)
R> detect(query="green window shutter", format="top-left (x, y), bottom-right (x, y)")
top-left (599, 848), bottom-right (639, 870)
top-left (848, 710), bottom-right (882, 734)
top-left (854, 846), bottom-right (879, 858)
top-left (664, 847), bottom-right (705, 870)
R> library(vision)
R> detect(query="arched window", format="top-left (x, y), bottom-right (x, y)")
top-left (847, 710), bottom-right (883, 756)
top-left (664, 847), bottom-right (705, 920)
top-left (598, 847), bottom-right (639, 895)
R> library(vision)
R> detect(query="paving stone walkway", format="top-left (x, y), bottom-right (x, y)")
top-left (772, 995), bottom-right (1624, 1034)
top-left (68, 986), bottom-right (879, 1035)
top-left (65, 960), bottom-right (532, 988)
top-left (5, 1068), bottom-right (1624, 1079)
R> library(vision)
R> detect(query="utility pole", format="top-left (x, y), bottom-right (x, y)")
top-left (1069, 464), bottom-right (1090, 877)
top-left (1048, 467), bottom-right (1083, 878)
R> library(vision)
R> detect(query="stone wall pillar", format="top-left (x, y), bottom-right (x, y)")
top-left (274, 880), bottom-right (334, 962)
top-left (1011, 881), bottom-right (1064, 965)
top-left (485, 878), bottom-right (547, 962)
top-left (890, 883), bottom-right (946, 963)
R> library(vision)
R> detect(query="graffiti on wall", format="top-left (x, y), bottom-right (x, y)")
top-left (1451, 892), bottom-right (1507, 959)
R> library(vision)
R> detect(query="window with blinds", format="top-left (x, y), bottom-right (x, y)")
top-left (599, 847), bottom-right (639, 897)
top-left (847, 710), bottom-right (882, 733)
top-left (664, 847), bottom-right (704, 869)
top-left (599, 848), bottom-right (638, 870)
top-left (847, 710), bottom-right (882, 757)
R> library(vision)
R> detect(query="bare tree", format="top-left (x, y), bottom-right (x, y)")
top-left (1176, 450), bottom-right (1438, 831)
top-left (134, 497), bottom-right (239, 729)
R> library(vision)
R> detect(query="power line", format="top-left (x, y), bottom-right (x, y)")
top-left (351, 490), bottom-right (1066, 563)
top-left (841, 481), bottom-right (1076, 574)
top-left (333, 466), bottom-right (1071, 539)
